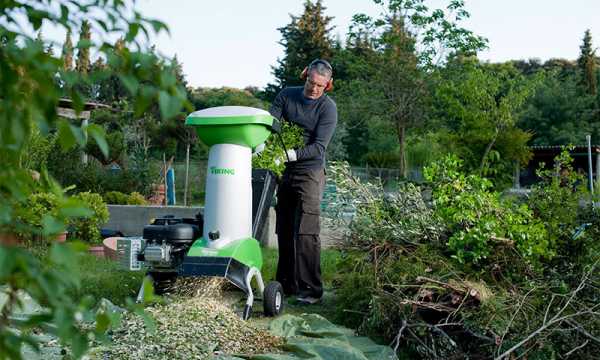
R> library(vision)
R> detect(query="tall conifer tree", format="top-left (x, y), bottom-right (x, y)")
top-left (76, 21), bottom-right (91, 74)
top-left (62, 29), bottom-right (74, 71)
top-left (577, 29), bottom-right (597, 96)
top-left (265, 0), bottom-right (334, 100)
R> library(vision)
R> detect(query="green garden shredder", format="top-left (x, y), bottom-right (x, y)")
top-left (126, 106), bottom-right (284, 320)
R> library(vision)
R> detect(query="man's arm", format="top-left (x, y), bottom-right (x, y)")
top-left (294, 102), bottom-right (337, 161)
top-left (269, 89), bottom-right (287, 120)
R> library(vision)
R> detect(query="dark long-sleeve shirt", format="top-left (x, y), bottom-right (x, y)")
top-left (269, 86), bottom-right (338, 171)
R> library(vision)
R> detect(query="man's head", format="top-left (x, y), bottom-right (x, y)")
top-left (302, 59), bottom-right (333, 100)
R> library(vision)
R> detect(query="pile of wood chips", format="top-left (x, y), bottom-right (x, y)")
top-left (101, 278), bottom-right (283, 359)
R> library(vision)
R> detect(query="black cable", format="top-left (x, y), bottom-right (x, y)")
top-left (277, 132), bottom-right (290, 162)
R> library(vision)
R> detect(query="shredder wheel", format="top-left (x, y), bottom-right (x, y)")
top-left (263, 281), bottom-right (284, 317)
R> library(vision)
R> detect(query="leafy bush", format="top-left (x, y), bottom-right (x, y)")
top-left (528, 147), bottom-right (588, 256)
top-left (127, 192), bottom-right (147, 205)
top-left (424, 154), bottom-right (550, 266)
top-left (14, 192), bottom-right (60, 241)
top-left (103, 191), bottom-right (130, 205)
top-left (103, 191), bottom-right (148, 205)
top-left (47, 144), bottom-right (160, 197)
top-left (69, 192), bottom-right (109, 244)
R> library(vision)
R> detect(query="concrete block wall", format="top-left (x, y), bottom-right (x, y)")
top-left (103, 205), bottom-right (340, 248)
top-left (103, 205), bottom-right (203, 237)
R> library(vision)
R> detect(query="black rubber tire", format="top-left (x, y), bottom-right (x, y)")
top-left (263, 281), bottom-right (284, 317)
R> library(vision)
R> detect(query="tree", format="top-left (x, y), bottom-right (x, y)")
top-left (519, 68), bottom-right (598, 145)
top-left (577, 29), bottom-right (598, 97)
top-left (75, 20), bottom-right (91, 74)
top-left (62, 29), bottom-right (74, 71)
top-left (0, 1), bottom-right (189, 357)
top-left (333, 0), bottom-right (487, 176)
top-left (432, 60), bottom-right (536, 181)
top-left (264, 0), bottom-right (334, 100)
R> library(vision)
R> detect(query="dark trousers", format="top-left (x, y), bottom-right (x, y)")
top-left (275, 168), bottom-right (325, 298)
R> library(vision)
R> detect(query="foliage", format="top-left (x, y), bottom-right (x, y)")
top-left (13, 192), bottom-right (61, 241)
top-left (103, 191), bottom-right (147, 205)
top-left (351, 0), bottom-right (488, 68)
top-left (67, 251), bottom-right (144, 306)
top-left (264, 0), bottom-right (335, 100)
top-left (47, 142), bottom-right (160, 197)
top-left (191, 87), bottom-right (267, 110)
top-left (68, 192), bottom-right (109, 244)
top-left (251, 121), bottom-right (304, 176)
top-left (577, 29), bottom-right (598, 96)
top-left (332, 153), bottom-right (600, 359)
top-left (127, 192), bottom-right (147, 205)
top-left (424, 155), bottom-right (550, 266)
top-left (330, 0), bottom-right (487, 176)
top-left (19, 126), bottom-right (55, 171)
top-left (328, 161), bottom-right (445, 254)
top-left (0, 0), bottom-right (185, 357)
top-left (430, 59), bottom-right (536, 183)
top-left (519, 65), bottom-right (599, 146)
top-left (528, 147), bottom-right (588, 257)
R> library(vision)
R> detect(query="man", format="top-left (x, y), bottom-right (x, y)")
top-left (269, 59), bottom-right (338, 304)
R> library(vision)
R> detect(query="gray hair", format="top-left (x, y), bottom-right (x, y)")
top-left (309, 61), bottom-right (333, 79)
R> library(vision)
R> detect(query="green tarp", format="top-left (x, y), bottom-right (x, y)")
top-left (229, 314), bottom-right (398, 360)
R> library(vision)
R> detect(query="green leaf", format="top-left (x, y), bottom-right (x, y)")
top-left (57, 120), bottom-right (76, 150)
top-left (95, 312), bottom-right (111, 333)
top-left (70, 333), bottom-right (89, 358)
top-left (87, 124), bottom-right (109, 158)
top-left (158, 90), bottom-right (181, 120)
top-left (41, 215), bottom-right (65, 236)
top-left (142, 276), bottom-right (156, 303)
top-left (118, 74), bottom-right (139, 95)
top-left (126, 23), bottom-right (140, 41)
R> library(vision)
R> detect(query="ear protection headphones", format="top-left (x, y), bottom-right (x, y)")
top-left (300, 59), bottom-right (334, 92)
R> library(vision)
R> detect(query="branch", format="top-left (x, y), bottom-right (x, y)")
top-left (391, 320), bottom-right (407, 352)
top-left (495, 261), bottom-right (598, 359)
top-left (565, 340), bottom-right (589, 357)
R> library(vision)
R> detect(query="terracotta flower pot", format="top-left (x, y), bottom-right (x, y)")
top-left (53, 231), bottom-right (68, 243)
top-left (102, 237), bottom-right (120, 260)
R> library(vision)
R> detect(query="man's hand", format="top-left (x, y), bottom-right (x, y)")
top-left (286, 149), bottom-right (297, 162)
top-left (253, 143), bottom-right (266, 155)
top-left (274, 149), bottom-right (297, 166)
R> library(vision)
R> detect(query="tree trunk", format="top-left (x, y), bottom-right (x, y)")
top-left (479, 129), bottom-right (499, 174)
top-left (397, 122), bottom-right (407, 178)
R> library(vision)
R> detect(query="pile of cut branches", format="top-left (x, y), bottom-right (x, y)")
top-left (329, 159), bottom-right (600, 359)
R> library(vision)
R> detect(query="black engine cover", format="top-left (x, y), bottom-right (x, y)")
top-left (143, 216), bottom-right (202, 244)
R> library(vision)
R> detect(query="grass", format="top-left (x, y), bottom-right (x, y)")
top-left (70, 252), bottom-right (144, 306)
top-left (261, 247), bottom-right (341, 284)
top-left (260, 247), bottom-right (342, 322)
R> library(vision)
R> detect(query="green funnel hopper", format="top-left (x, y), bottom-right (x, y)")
top-left (185, 106), bottom-right (275, 148)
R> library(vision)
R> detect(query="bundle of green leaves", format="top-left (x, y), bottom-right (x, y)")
top-left (424, 154), bottom-right (550, 267)
top-left (251, 120), bottom-right (304, 176)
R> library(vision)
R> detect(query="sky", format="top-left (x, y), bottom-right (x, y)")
top-left (31, 0), bottom-right (600, 89)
